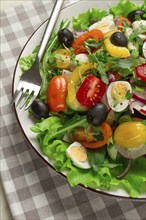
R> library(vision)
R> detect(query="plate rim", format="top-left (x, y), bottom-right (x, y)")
top-left (11, 0), bottom-right (146, 201)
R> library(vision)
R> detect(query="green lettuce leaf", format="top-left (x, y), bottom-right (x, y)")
top-left (109, 0), bottom-right (143, 17)
top-left (66, 156), bottom-right (146, 197)
top-left (141, 0), bottom-right (146, 15)
top-left (43, 140), bottom-right (69, 171)
top-left (31, 116), bottom-right (62, 133)
top-left (31, 114), bottom-right (88, 147)
top-left (31, 115), bottom-right (146, 198)
top-left (19, 54), bottom-right (36, 72)
top-left (110, 157), bottom-right (146, 197)
top-left (72, 8), bottom-right (108, 30)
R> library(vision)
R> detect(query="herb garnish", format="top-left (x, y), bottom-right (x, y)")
top-left (125, 90), bottom-right (132, 100)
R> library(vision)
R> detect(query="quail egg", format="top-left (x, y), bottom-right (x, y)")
top-left (66, 142), bottom-right (91, 169)
top-left (106, 81), bottom-right (132, 112)
top-left (89, 14), bottom-right (116, 33)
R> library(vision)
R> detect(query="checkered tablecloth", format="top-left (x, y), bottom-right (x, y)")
top-left (0, 1), bottom-right (146, 219)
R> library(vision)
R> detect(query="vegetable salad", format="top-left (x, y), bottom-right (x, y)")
top-left (20, 0), bottom-right (146, 198)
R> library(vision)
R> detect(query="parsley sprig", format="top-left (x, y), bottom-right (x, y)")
top-left (84, 40), bottom-right (109, 84)
top-left (84, 39), bottom-right (146, 84)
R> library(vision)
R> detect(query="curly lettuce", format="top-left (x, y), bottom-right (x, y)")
top-left (72, 8), bottom-right (108, 30)
top-left (110, 0), bottom-right (145, 17)
top-left (31, 115), bottom-right (146, 198)
top-left (29, 0), bottom-right (146, 198)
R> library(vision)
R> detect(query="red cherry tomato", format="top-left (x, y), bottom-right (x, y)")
top-left (47, 75), bottom-right (67, 112)
top-left (72, 29), bottom-right (104, 55)
top-left (72, 122), bottom-right (112, 149)
top-left (136, 63), bottom-right (146, 82)
top-left (76, 74), bottom-right (106, 108)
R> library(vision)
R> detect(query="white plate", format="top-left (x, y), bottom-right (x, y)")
top-left (12, 0), bottom-right (145, 199)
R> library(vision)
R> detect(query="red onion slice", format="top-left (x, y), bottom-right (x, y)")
top-left (129, 99), bottom-right (145, 114)
top-left (133, 87), bottom-right (146, 103)
top-left (108, 74), bottom-right (116, 82)
top-left (73, 30), bottom-right (87, 39)
top-left (140, 106), bottom-right (146, 115)
top-left (118, 144), bottom-right (146, 160)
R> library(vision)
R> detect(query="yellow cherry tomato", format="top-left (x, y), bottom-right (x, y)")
top-left (104, 30), bottom-right (130, 58)
top-left (52, 49), bottom-right (71, 69)
top-left (114, 122), bottom-right (146, 148)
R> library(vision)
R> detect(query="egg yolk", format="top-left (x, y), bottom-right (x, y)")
top-left (114, 122), bottom-right (146, 148)
top-left (111, 82), bottom-right (128, 102)
top-left (94, 23), bottom-right (110, 33)
top-left (70, 146), bottom-right (87, 162)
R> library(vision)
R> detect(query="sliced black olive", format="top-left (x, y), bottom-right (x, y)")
top-left (133, 109), bottom-right (146, 120)
top-left (30, 99), bottom-right (50, 119)
top-left (110, 32), bottom-right (128, 47)
top-left (127, 9), bottom-right (145, 22)
top-left (87, 103), bottom-right (108, 126)
top-left (58, 28), bottom-right (74, 47)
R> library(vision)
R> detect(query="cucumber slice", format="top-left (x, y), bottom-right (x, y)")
top-left (107, 144), bottom-right (118, 161)
top-left (66, 95), bottom-right (88, 112)
top-left (63, 106), bottom-right (74, 115)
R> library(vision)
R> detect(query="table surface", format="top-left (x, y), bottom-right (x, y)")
top-left (1, 2), bottom-right (24, 220)
top-left (1, 0), bottom-right (17, 217)
top-left (1, 1), bottom-right (146, 220)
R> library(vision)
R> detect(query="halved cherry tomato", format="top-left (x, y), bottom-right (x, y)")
top-left (76, 74), bottom-right (106, 108)
top-left (117, 16), bottom-right (131, 30)
top-left (67, 62), bottom-right (95, 111)
top-left (72, 127), bottom-right (95, 143)
top-left (136, 63), bottom-right (146, 82)
top-left (72, 122), bottom-right (112, 149)
top-left (72, 29), bottom-right (104, 54)
top-left (47, 75), bottom-right (67, 112)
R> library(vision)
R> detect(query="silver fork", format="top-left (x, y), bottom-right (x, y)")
top-left (11, 0), bottom-right (64, 110)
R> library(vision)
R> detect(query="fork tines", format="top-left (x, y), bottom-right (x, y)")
top-left (11, 82), bottom-right (40, 110)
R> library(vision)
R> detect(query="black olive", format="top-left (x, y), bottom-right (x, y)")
top-left (110, 32), bottom-right (128, 47)
top-left (58, 28), bottom-right (74, 47)
top-left (133, 109), bottom-right (146, 120)
top-left (30, 99), bottom-right (50, 119)
top-left (127, 9), bottom-right (145, 22)
top-left (87, 103), bottom-right (108, 126)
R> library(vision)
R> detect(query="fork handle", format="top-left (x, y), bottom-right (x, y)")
top-left (37, 0), bottom-right (64, 61)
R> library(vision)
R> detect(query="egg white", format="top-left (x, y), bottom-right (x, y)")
top-left (75, 54), bottom-right (89, 64)
top-left (66, 142), bottom-right (91, 169)
top-left (88, 14), bottom-right (116, 33)
top-left (132, 20), bottom-right (146, 33)
top-left (143, 41), bottom-right (146, 58)
top-left (70, 54), bottom-right (89, 70)
top-left (106, 81), bottom-right (132, 112)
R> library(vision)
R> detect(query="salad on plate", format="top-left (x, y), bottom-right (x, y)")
top-left (19, 0), bottom-right (146, 198)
